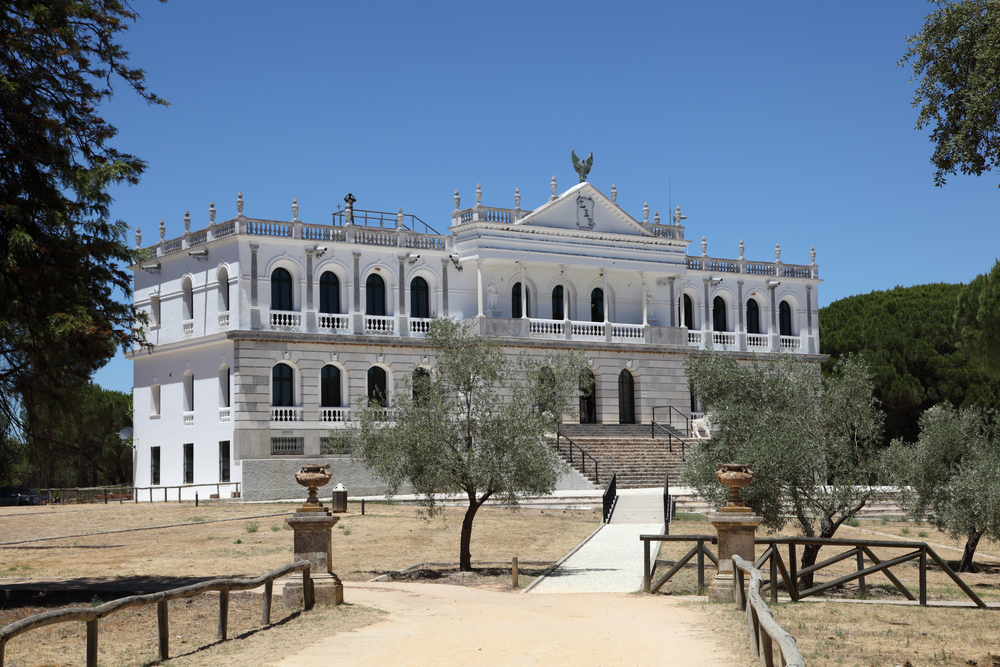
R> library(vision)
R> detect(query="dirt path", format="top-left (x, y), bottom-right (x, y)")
top-left (273, 582), bottom-right (751, 667)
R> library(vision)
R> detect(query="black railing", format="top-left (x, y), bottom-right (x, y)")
top-left (554, 430), bottom-right (600, 485)
top-left (651, 405), bottom-right (690, 437)
top-left (651, 421), bottom-right (686, 460)
top-left (332, 208), bottom-right (442, 235)
top-left (603, 472), bottom-right (618, 524)
top-left (663, 470), bottom-right (676, 535)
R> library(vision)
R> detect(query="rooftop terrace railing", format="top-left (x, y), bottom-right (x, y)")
top-left (332, 207), bottom-right (441, 235)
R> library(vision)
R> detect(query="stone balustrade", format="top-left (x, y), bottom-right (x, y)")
top-left (687, 255), bottom-right (818, 279)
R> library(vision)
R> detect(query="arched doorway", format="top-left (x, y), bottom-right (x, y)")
top-left (618, 370), bottom-right (635, 424)
top-left (321, 365), bottom-right (341, 407)
top-left (779, 301), bottom-right (792, 336)
top-left (551, 285), bottom-right (564, 320)
top-left (590, 288), bottom-right (604, 322)
top-left (271, 268), bottom-right (293, 311)
top-left (272, 363), bottom-right (293, 407)
top-left (320, 272), bottom-right (340, 314)
top-left (579, 368), bottom-right (596, 424)
top-left (367, 366), bottom-right (387, 407)
top-left (713, 296), bottom-right (727, 331)
top-left (746, 299), bottom-right (760, 334)
top-left (410, 277), bottom-right (429, 318)
top-left (512, 282), bottom-right (530, 318)
top-left (412, 367), bottom-right (431, 403)
top-left (682, 294), bottom-right (694, 328)
top-left (366, 274), bottom-right (386, 316)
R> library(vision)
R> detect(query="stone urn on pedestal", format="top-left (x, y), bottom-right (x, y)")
top-left (282, 464), bottom-right (344, 608)
top-left (708, 463), bottom-right (763, 602)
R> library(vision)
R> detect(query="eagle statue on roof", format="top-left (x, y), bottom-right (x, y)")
top-left (571, 150), bottom-right (594, 183)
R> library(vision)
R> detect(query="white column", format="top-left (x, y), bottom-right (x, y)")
top-left (640, 271), bottom-right (647, 326)
top-left (519, 262), bottom-right (528, 319)
top-left (476, 259), bottom-right (484, 318)
top-left (602, 269), bottom-right (609, 323)
top-left (560, 264), bottom-right (569, 321)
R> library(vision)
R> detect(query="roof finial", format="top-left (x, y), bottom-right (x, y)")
top-left (135, 227), bottom-right (142, 248)
top-left (610, 184), bottom-right (617, 203)
top-left (209, 201), bottom-right (216, 224)
top-left (292, 197), bottom-right (299, 221)
top-left (701, 235), bottom-right (707, 256)
top-left (810, 245), bottom-right (816, 265)
top-left (673, 205), bottom-right (687, 225)
top-left (739, 239), bottom-right (745, 259)
top-left (397, 207), bottom-right (404, 229)
top-left (454, 189), bottom-right (460, 210)
top-left (237, 192), bottom-right (244, 215)
top-left (159, 219), bottom-right (165, 240)
top-left (775, 243), bottom-right (781, 261)
top-left (550, 175), bottom-right (558, 201)
top-left (514, 188), bottom-right (521, 209)
top-left (476, 183), bottom-right (482, 205)
top-left (643, 202), bottom-right (649, 223)
top-left (184, 210), bottom-right (191, 232)
top-left (654, 210), bottom-right (660, 225)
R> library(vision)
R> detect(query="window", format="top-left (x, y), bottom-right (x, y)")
top-left (590, 288), bottom-right (604, 322)
top-left (183, 443), bottom-right (194, 484)
top-left (219, 441), bottom-right (231, 483)
top-left (218, 365), bottom-right (230, 409)
top-left (682, 294), bottom-right (694, 328)
top-left (412, 367), bottom-right (431, 403)
top-left (150, 447), bottom-right (161, 485)
top-left (272, 363), bottom-right (294, 407)
top-left (182, 277), bottom-right (193, 320)
top-left (150, 296), bottom-right (160, 326)
top-left (321, 365), bottom-right (341, 407)
top-left (150, 384), bottom-right (161, 417)
top-left (368, 366), bottom-right (388, 407)
top-left (410, 277), bottom-right (429, 318)
top-left (512, 282), bottom-right (530, 318)
top-left (713, 296), bottom-right (727, 332)
top-left (579, 368), bottom-right (596, 424)
top-left (320, 272), bottom-right (340, 314)
top-left (271, 268), bottom-right (293, 311)
top-left (366, 274), bottom-right (386, 316)
top-left (618, 370), bottom-right (635, 424)
top-left (779, 300), bottom-right (793, 336)
top-left (551, 285), bottom-right (564, 320)
top-left (746, 299), bottom-right (760, 335)
top-left (218, 268), bottom-right (230, 312)
top-left (183, 371), bottom-right (194, 412)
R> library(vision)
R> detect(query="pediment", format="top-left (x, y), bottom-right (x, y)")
top-left (515, 183), bottom-right (653, 237)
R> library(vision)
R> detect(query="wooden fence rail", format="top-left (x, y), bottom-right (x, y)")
top-left (640, 534), bottom-right (718, 594)
top-left (40, 482), bottom-right (241, 504)
top-left (733, 555), bottom-right (806, 667)
top-left (0, 561), bottom-right (312, 667)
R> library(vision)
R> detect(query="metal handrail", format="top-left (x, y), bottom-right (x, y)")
top-left (651, 421), bottom-right (686, 460)
top-left (603, 472), bottom-right (618, 524)
top-left (332, 207), bottom-right (441, 235)
top-left (651, 405), bottom-right (690, 437)
top-left (555, 430), bottom-right (600, 485)
top-left (663, 470), bottom-right (674, 535)
top-left (733, 555), bottom-right (806, 667)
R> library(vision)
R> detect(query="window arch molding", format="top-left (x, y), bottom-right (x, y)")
top-left (774, 290), bottom-right (802, 337)
top-left (319, 363), bottom-right (346, 408)
top-left (679, 288), bottom-right (700, 329)
top-left (586, 277), bottom-right (617, 322)
top-left (745, 296), bottom-right (763, 335)
top-left (361, 266), bottom-right (394, 316)
top-left (270, 361), bottom-right (300, 407)
top-left (366, 364), bottom-right (392, 408)
top-left (545, 276), bottom-right (578, 321)
top-left (180, 275), bottom-right (195, 321)
top-left (315, 260), bottom-right (350, 312)
top-left (263, 257), bottom-right (303, 312)
top-left (215, 264), bottom-right (232, 313)
top-left (507, 274), bottom-right (539, 319)
top-left (408, 270), bottom-right (436, 319)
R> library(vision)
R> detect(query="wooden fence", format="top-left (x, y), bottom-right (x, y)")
top-left (40, 482), bottom-right (241, 504)
top-left (733, 555), bottom-right (806, 667)
top-left (0, 561), bottom-right (312, 667)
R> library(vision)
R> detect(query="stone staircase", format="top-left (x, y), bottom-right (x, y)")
top-left (551, 423), bottom-right (692, 489)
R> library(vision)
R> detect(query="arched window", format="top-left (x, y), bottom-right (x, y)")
top-left (551, 285), bottom-right (564, 320)
top-left (410, 277), bottom-right (429, 318)
top-left (591, 288), bottom-right (604, 322)
top-left (183, 370), bottom-right (195, 412)
top-left (579, 368), bottom-right (596, 424)
top-left (746, 299), bottom-right (760, 335)
top-left (272, 363), bottom-right (294, 407)
top-left (271, 268), bottom-right (293, 312)
top-left (182, 277), bottom-right (193, 320)
top-left (682, 294), bottom-right (694, 328)
top-left (618, 370), bottom-right (635, 424)
top-left (779, 300), bottom-right (793, 336)
top-left (218, 364), bottom-right (230, 409)
top-left (321, 365), bottom-right (341, 407)
top-left (218, 268), bottom-right (229, 312)
top-left (512, 282), bottom-right (530, 318)
top-left (366, 274), bottom-right (386, 316)
top-left (412, 367), bottom-right (431, 403)
top-left (368, 366), bottom-right (388, 407)
top-left (713, 296), bottom-right (727, 332)
top-left (319, 272), bottom-right (340, 314)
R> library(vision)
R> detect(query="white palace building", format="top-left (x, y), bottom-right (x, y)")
top-left (128, 179), bottom-right (822, 499)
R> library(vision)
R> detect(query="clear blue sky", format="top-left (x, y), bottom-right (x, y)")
top-left (93, 0), bottom-right (999, 394)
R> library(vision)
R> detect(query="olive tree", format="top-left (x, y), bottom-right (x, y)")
top-left (682, 353), bottom-right (885, 588)
top-left (348, 318), bottom-right (589, 571)
top-left (888, 405), bottom-right (1000, 572)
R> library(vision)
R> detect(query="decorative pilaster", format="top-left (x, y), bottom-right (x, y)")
top-left (668, 276), bottom-right (676, 328)
top-left (476, 259), bottom-right (484, 318)
top-left (440, 258), bottom-right (450, 317)
top-left (703, 278), bottom-right (712, 350)
top-left (737, 280), bottom-right (746, 351)
top-left (602, 269), bottom-right (611, 343)
top-left (561, 264), bottom-right (571, 340)
top-left (806, 284), bottom-right (815, 354)
top-left (250, 242), bottom-right (261, 330)
top-left (398, 255), bottom-right (408, 337)
top-left (305, 248), bottom-right (316, 332)
top-left (640, 272), bottom-right (648, 327)
top-left (768, 282), bottom-right (779, 353)
top-left (518, 262), bottom-right (528, 321)
top-left (352, 251), bottom-right (362, 334)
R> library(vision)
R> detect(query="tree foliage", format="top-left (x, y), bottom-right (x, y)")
top-left (900, 0), bottom-right (1000, 187)
top-left (0, 1), bottom-right (164, 475)
top-left (682, 353), bottom-right (885, 586)
top-left (956, 259), bottom-right (1000, 379)
top-left (887, 405), bottom-right (1000, 571)
top-left (348, 318), bottom-right (588, 571)
top-left (820, 283), bottom-right (999, 445)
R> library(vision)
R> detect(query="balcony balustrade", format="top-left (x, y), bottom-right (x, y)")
top-left (409, 317), bottom-right (432, 335)
top-left (320, 408), bottom-right (350, 423)
top-left (319, 314), bottom-right (350, 331)
top-left (183, 320), bottom-right (194, 338)
top-left (529, 319), bottom-right (564, 338)
top-left (218, 311), bottom-right (230, 329)
top-left (747, 334), bottom-right (768, 348)
top-left (271, 407), bottom-right (303, 422)
top-left (183, 412), bottom-right (194, 426)
top-left (713, 332), bottom-right (736, 346)
top-left (219, 408), bottom-right (231, 422)
top-left (688, 331), bottom-right (702, 344)
top-left (270, 311), bottom-right (302, 329)
top-left (611, 324), bottom-right (644, 342)
top-left (365, 315), bottom-right (395, 334)
top-left (780, 335), bottom-right (802, 350)
top-left (571, 321), bottom-right (605, 341)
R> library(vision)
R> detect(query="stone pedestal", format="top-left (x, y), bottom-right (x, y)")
top-left (282, 509), bottom-right (344, 608)
top-left (708, 507), bottom-right (762, 602)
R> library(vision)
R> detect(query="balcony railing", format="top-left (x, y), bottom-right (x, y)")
top-left (688, 331), bottom-right (702, 344)
top-left (687, 255), bottom-right (817, 279)
top-left (780, 335), bottom-right (801, 350)
top-left (319, 314), bottom-right (349, 331)
top-left (712, 332), bottom-right (736, 346)
top-left (365, 315), bottom-right (395, 334)
top-left (320, 408), bottom-right (350, 422)
top-left (571, 321), bottom-right (605, 340)
top-left (529, 319), bottom-right (564, 338)
top-left (219, 408), bottom-right (231, 423)
top-left (183, 320), bottom-right (194, 338)
top-left (218, 311), bottom-right (230, 329)
top-left (611, 324), bottom-right (644, 342)
top-left (271, 311), bottom-right (302, 328)
top-left (183, 412), bottom-right (194, 426)
top-left (747, 333), bottom-right (768, 348)
top-left (271, 407), bottom-right (303, 422)
top-left (409, 317), bottom-right (432, 335)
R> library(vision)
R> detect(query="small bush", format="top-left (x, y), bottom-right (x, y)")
top-left (245, 522), bottom-right (258, 533)
top-left (880, 516), bottom-right (890, 525)
top-left (846, 518), bottom-right (860, 528)
top-left (271, 524), bottom-right (281, 532)
top-left (90, 595), bottom-right (103, 607)
top-left (918, 531), bottom-right (928, 538)
top-left (340, 524), bottom-right (352, 536)
top-left (901, 527), bottom-right (910, 535)
top-left (234, 539), bottom-right (242, 544)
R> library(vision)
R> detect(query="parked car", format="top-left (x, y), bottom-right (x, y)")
top-left (0, 486), bottom-right (41, 506)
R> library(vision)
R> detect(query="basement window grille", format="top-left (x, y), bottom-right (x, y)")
top-left (320, 435), bottom-right (352, 456)
top-left (270, 437), bottom-right (304, 456)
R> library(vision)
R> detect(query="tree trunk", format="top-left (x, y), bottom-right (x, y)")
top-left (459, 498), bottom-right (481, 572)
top-left (798, 544), bottom-right (822, 591)
top-left (958, 529), bottom-right (984, 573)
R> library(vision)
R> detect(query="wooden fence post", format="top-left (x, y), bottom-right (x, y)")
top-left (262, 580), bottom-right (273, 625)
top-left (643, 540), bottom-right (651, 593)
top-left (512, 557), bottom-right (519, 589)
top-left (86, 619), bottom-right (98, 667)
top-left (303, 566), bottom-right (314, 610)
top-left (218, 587), bottom-right (229, 639)
top-left (856, 547), bottom-right (867, 599)
top-left (697, 540), bottom-right (705, 595)
top-left (919, 547), bottom-right (927, 607)
top-left (157, 599), bottom-right (169, 660)
top-left (769, 546), bottom-right (778, 604)
top-left (788, 543), bottom-right (797, 601)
